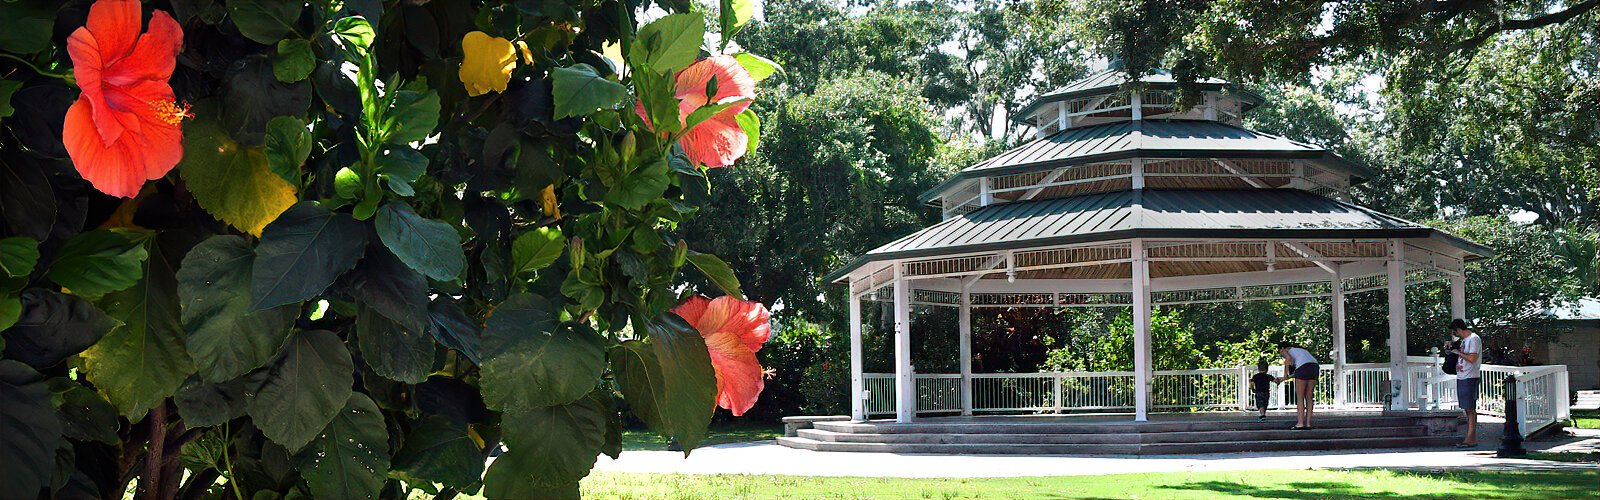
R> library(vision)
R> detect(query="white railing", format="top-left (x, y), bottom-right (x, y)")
top-left (862, 361), bottom-right (1571, 434)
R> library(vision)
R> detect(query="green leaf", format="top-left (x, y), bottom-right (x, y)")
top-left (0, 236), bottom-right (39, 277)
top-left (633, 69), bottom-right (682, 134)
top-left (480, 294), bottom-right (604, 411)
top-left (604, 158), bottom-right (670, 210)
top-left (345, 241), bottom-right (430, 336)
top-left (386, 87), bottom-right (440, 145)
top-left (484, 390), bottom-right (611, 499)
top-left (551, 63), bottom-right (629, 119)
top-left (735, 108), bottom-right (761, 155)
top-left (0, 0), bottom-right (59, 54)
top-left (630, 12), bottom-right (705, 74)
top-left (355, 306), bottom-right (434, 384)
top-left (246, 330), bottom-right (354, 451)
top-left (374, 201), bottom-right (464, 282)
top-left (45, 229), bottom-right (148, 298)
top-left (376, 147), bottom-right (428, 182)
top-left (686, 250), bottom-right (743, 299)
top-left (733, 52), bottom-right (783, 83)
top-left (80, 243), bottom-right (195, 419)
top-left (48, 379), bottom-right (120, 445)
top-left (227, 0), bottom-right (304, 45)
top-left (2, 290), bottom-right (116, 370)
top-left (511, 227), bottom-right (564, 276)
top-left (390, 415), bottom-right (483, 493)
top-left (178, 235), bottom-right (297, 383)
top-left (718, 0), bottom-right (757, 49)
top-left (296, 393), bottom-right (389, 500)
top-left (613, 313), bottom-right (717, 453)
top-left (249, 202), bottom-right (368, 310)
top-left (179, 109), bottom-right (300, 235)
top-left (0, 297), bottom-right (18, 332)
top-left (272, 39), bottom-right (315, 83)
top-left (427, 298), bottom-right (482, 365)
top-left (263, 116), bottom-right (312, 184)
top-left (332, 16), bottom-right (376, 57)
top-left (173, 375), bottom-right (250, 428)
top-left (0, 79), bottom-right (20, 118)
top-left (0, 360), bottom-right (60, 500)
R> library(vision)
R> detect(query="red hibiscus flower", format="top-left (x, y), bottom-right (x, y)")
top-left (63, 0), bottom-right (187, 198)
top-left (637, 55), bottom-right (757, 168)
top-left (671, 295), bottom-right (771, 416)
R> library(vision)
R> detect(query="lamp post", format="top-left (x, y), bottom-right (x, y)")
top-left (1496, 375), bottom-right (1525, 457)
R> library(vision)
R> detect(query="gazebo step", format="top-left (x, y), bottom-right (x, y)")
top-left (796, 429), bottom-right (1140, 445)
top-left (776, 435), bottom-right (1460, 455)
top-left (798, 425), bottom-right (1424, 445)
top-left (811, 415), bottom-right (1422, 435)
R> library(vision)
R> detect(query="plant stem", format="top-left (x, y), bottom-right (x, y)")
top-left (0, 53), bottom-right (73, 82)
top-left (223, 422), bottom-right (246, 500)
top-left (142, 404), bottom-right (167, 500)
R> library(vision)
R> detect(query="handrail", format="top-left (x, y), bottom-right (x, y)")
top-left (860, 361), bottom-right (1570, 429)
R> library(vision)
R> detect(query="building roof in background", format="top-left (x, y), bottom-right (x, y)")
top-left (1542, 298), bottom-right (1600, 321)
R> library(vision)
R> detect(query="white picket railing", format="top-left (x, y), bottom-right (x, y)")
top-left (862, 359), bottom-right (1571, 434)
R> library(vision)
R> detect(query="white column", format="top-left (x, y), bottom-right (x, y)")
top-left (1449, 274), bottom-right (1467, 321)
top-left (893, 270), bottom-right (915, 423)
top-left (1331, 268), bottom-right (1348, 407)
top-left (958, 285), bottom-right (973, 416)
top-left (1132, 239), bottom-right (1152, 421)
top-left (849, 290), bottom-right (864, 421)
top-left (1386, 242), bottom-right (1409, 410)
top-left (1131, 158), bottom-right (1145, 190)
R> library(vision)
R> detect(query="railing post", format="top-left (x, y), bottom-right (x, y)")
top-left (1052, 374), bottom-right (1063, 413)
top-left (1497, 374), bottom-right (1526, 457)
top-left (1556, 368), bottom-right (1571, 422)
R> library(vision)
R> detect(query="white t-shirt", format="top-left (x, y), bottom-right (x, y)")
top-left (1456, 333), bottom-right (1482, 379)
top-left (1287, 347), bottom-right (1317, 368)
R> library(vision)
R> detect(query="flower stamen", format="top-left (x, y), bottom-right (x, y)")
top-left (152, 99), bottom-right (191, 126)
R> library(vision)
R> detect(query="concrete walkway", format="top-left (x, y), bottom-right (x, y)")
top-left (594, 429), bottom-right (1600, 478)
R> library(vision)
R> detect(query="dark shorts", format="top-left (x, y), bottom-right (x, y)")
top-left (1457, 377), bottom-right (1480, 411)
top-left (1254, 393), bottom-right (1270, 409)
top-left (1293, 363), bottom-right (1320, 380)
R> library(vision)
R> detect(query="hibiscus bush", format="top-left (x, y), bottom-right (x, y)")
top-left (0, 0), bottom-right (777, 498)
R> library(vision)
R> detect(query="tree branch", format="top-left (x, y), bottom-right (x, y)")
top-left (1452, 0), bottom-right (1600, 52)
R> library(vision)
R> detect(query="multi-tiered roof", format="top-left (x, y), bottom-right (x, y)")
top-left (827, 71), bottom-right (1488, 290)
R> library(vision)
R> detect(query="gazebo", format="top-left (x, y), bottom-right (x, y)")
top-left (823, 71), bottom-right (1495, 424)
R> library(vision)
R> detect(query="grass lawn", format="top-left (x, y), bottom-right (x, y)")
top-left (620, 422), bottom-right (784, 451)
top-left (579, 469), bottom-right (1600, 499)
top-left (1572, 409), bottom-right (1599, 429)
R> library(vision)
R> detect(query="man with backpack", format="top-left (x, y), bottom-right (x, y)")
top-left (1447, 319), bottom-right (1483, 447)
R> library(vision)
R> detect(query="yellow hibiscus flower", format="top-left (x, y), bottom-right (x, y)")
top-left (459, 31), bottom-right (516, 96)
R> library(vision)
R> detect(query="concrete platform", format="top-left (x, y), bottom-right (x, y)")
top-left (776, 411), bottom-right (1465, 455)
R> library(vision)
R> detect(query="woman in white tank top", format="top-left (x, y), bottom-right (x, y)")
top-left (1277, 344), bottom-right (1320, 429)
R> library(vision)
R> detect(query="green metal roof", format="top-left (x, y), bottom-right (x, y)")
top-left (1015, 71), bottom-right (1266, 120)
top-left (827, 189), bottom-right (1493, 282)
top-left (918, 120), bottom-right (1374, 203)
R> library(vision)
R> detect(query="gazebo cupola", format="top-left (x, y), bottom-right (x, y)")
top-left (828, 70), bottom-right (1494, 424)
top-left (923, 70), bottom-right (1368, 219)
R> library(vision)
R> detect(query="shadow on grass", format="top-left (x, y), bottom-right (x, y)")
top-left (1161, 470), bottom-right (1600, 499)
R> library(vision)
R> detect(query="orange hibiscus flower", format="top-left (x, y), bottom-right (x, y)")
top-left (63, 0), bottom-right (187, 198)
top-left (637, 55), bottom-right (756, 168)
top-left (671, 295), bottom-right (771, 416)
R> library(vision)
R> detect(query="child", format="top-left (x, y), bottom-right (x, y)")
top-left (1250, 361), bottom-right (1275, 420)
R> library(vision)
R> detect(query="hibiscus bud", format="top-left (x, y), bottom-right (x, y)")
top-left (619, 131), bottom-right (636, 161)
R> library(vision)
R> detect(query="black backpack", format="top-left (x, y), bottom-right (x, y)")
top-left (1442, 340), bottom-right (1460, 375)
